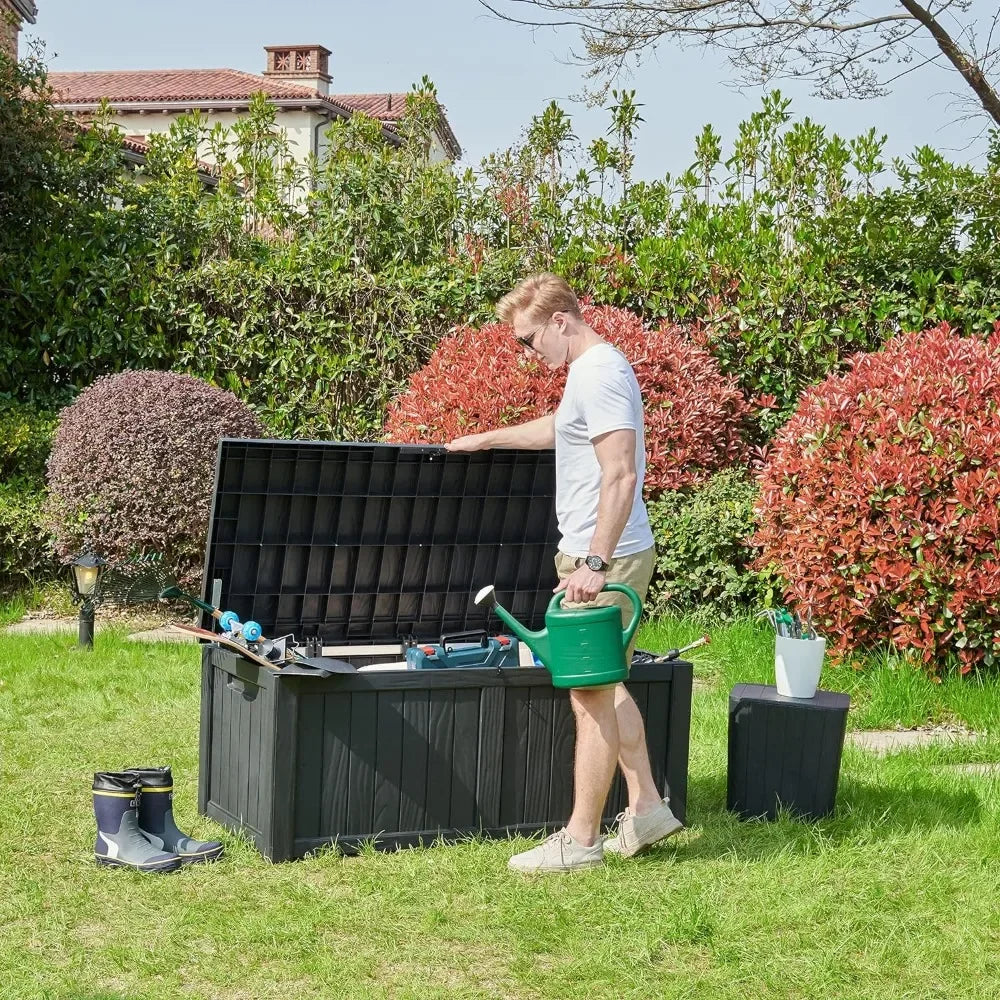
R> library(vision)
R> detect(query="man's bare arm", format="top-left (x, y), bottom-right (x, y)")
top-left (587, 428), bottom-right (638, 562)
top-left (556, 427), bottom-right (638, 603)
top-left (446, 415), bottom-right (555, 452)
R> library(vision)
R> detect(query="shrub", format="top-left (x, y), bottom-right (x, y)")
top-left (0, 480), bottom-right (51, 587)
top-left (384, 302), bottom-right (749, 496)
top-left (647, 468), bottom-right (769, 620)
top-left (170, 252), bottom-right (513, 441)
top-left (46, 370), bottom-right (263, 589)
top-left (753, 323), bottom-right (1000, 672)
top-left (0, 403), bottom-right (57, 485)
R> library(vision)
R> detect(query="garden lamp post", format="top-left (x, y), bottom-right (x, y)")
top-left (69, 552), bottom-right (106, 649)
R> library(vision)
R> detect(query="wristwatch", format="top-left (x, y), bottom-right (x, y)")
top-left (584, 554), bottom-right (609, 572)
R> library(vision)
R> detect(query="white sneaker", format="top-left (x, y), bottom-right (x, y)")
top-left (604, 799), bottom-right (683, 857)
top-left (508, 829), bottom-right (604, 873)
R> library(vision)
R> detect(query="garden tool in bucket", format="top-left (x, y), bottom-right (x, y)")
top-left (762, 607), bottom-right (826, 698)
top-left (474, 583), bottom-right (642, 688)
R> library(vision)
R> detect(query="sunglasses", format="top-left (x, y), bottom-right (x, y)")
top-left (515, 317), bottom-right (551, 351)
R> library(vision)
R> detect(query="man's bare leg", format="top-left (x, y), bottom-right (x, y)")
top-left (564, 685), bottom-right (619, 846)
top-left (615, 683), bottom-right (664, 816)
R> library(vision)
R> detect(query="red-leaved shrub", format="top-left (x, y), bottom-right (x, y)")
top-left (753, 323), bottom-right (1000, 672)
top-left (384, 303), bottom-right (748, 495)
top-left (46, 370), bottom-right (263, 589)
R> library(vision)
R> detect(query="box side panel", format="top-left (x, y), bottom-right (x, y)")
top-left (727, 690), bottom-right (752, 816)
top-left (199, 649), bottom-right (278, 856)
top-left (198, 650), bottom-right (213, 814)
top-left (808, 704), bottom-right (849, 818)
top-left (664, 662), bottom-right (692, 823)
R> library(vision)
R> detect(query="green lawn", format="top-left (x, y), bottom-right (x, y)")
top-left (1, 620), bottom-right (998, 999)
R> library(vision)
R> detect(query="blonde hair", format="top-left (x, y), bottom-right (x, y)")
top-left (496, 273), bottom-right (582, 326)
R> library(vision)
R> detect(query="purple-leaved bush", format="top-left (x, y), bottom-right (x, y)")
top-left (46, 370), bottom-right (263, 589)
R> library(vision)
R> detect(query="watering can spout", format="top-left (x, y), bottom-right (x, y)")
top-left (474, 585), bottom-right (551, 664)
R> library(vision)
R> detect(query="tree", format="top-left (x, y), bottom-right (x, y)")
top-left (479, 0), bottom-right (1000, 130)
top-left (0, 44), bottom-right (74, 249)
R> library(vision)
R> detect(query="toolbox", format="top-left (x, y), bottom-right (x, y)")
top-left (404, 632), bottom-right (520, 670)
top-left (197, 439), bottom-right (692, 859)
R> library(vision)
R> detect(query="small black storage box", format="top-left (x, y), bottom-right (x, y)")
top-left (197, 439), bottom-right (692, 859)
top-left (727, 684), bottom-right (850, 821)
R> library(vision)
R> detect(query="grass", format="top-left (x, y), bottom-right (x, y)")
top-left (1, 620), bottom-right (999, 999)
top-left (0, 579), bottom-right (73, 628)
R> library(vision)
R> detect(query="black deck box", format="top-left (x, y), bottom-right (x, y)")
top-left (727, 684), bottom-right (850, 821)
top-left (197, 439), bottom-right (693, 859)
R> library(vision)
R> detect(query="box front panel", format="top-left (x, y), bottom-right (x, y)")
top-left (282, 669), bottom-right (684, 855)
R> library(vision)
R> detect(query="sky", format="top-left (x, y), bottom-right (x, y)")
top-left (24, 0), bottom-right (998, 183)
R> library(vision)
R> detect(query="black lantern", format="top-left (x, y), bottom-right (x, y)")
top-left (69, 552), bottom-right (106, 648)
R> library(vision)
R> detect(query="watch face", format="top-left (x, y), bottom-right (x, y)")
top-left (586, 555), bottom-right (607, 572)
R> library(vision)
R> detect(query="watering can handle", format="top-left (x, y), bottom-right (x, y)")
top-left (549, 583), bottom-right (643, 647)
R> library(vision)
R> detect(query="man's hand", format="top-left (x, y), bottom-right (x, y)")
top-left (555, 565), bottom-right (606, 604)
top-left (446, 433), bottom-right (492, 452)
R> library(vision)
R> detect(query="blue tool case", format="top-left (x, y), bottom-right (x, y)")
top-left (405, 630), bottom-right (520, 670)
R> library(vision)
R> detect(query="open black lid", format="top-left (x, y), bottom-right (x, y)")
top-left (200, 439), bottom-right (561, 643)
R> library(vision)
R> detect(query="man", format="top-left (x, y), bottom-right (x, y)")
top-left (446, 273), bottom-right (682, 872)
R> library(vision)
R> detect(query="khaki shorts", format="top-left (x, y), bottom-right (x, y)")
top-left (554, 547), bottom-right (656, 664)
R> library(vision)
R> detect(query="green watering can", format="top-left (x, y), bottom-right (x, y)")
top-left (474, 583), bottom-right (642, 689)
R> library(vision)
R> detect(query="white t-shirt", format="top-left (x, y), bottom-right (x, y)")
top-left (554, 342), bottom-right (655, 557)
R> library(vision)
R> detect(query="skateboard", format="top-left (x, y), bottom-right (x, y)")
top-left (171, 623), bottom-right (357, 677)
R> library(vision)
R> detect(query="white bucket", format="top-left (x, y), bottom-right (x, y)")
top-left (774, 634), bottom-right (826, 699)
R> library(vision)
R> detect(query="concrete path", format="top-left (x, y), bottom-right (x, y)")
top-left (847, 728), bottom-right (980, 754)
top-left (124, 626), bottom-right (196, 643)
top-left (4, 618), bottom-right (78, 635)
top-left (3, 618), bottom-right (195, 643)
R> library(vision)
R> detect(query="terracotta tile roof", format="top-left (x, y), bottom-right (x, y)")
top-left (48, 70), bottom-right (461, 159)
top-left (333, 93), bottom-right (410, 121)
top-left (333, 93), bottom-right (462, 158)
top-left (121, 133), bottom-right (150, 154)
top-left (47, 69), bottom-right (355, 114)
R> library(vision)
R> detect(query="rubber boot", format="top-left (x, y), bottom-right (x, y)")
top-left (92, 772), bottom-right (182, 873)
top-left (126, 766), bottom-right (224, 864)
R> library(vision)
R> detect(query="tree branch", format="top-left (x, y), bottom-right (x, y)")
top-left (896, 0), bottom-right (1000, 125)
top-left (480, 0), bottom-right (1000, 126)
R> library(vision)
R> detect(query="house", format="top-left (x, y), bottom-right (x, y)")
top-left (48, 43), bottom-right (462, 173)
top-left (1, 0), bottom-right (37, 59)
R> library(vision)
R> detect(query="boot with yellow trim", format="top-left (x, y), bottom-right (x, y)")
top-left (92, 772), bottom-right (182, 872)
top-left (126, 766), bottom-right (224, 864)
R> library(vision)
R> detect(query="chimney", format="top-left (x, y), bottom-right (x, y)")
top-left (263, 44), bottom-right (332, 96)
